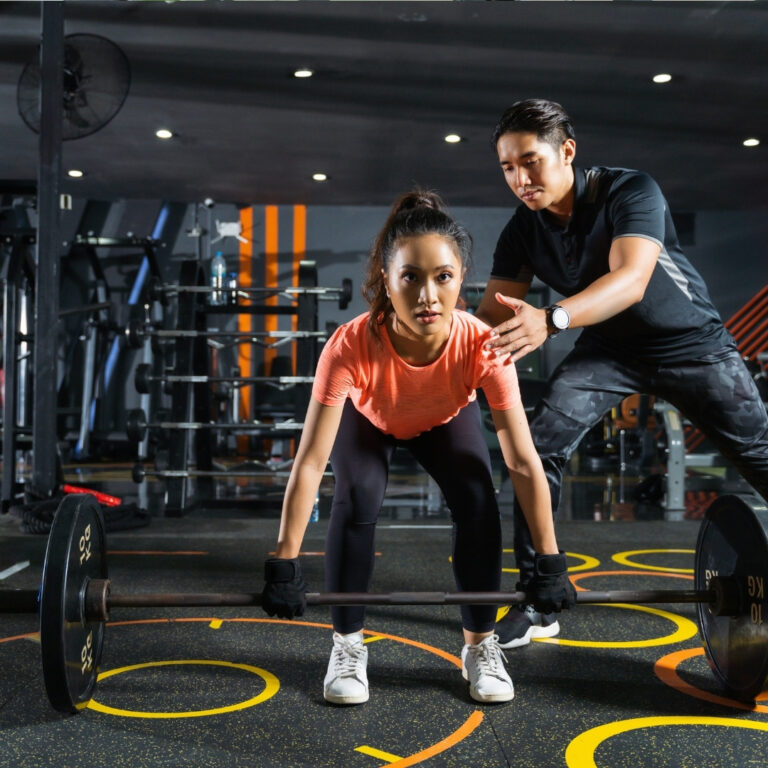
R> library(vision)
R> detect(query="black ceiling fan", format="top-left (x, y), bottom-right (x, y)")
top-left (16, 33), bottom-right (131, 141)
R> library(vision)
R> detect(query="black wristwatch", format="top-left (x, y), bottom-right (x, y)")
top-left (546, 304), bottom-right (570, 336)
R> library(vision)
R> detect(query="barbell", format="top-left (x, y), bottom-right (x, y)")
top-left (147, 277), bottom-right (353, 310)
top-left (2, 492), bottom-right (767, 714)
top-left (125, 407), bottom-right (304, 443)
top-left (131, 463), bottom-right (296, 484)
top-left (133, 363), bottom-right (313, 395)
top-left (125, 324), bottom-right (330, 350)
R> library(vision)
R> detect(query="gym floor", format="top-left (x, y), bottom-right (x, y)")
top-left (1, 467), bottom-right (766, 768)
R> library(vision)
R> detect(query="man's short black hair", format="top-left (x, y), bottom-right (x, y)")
top-left (491, 99), bottom-right (575, 150)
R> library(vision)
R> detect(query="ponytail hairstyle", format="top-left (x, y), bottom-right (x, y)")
top-left (362, 189), bottom-right (472, 336)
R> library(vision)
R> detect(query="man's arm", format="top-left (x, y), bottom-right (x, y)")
top-left (474, 277), bottom-right (530, 327)
top-left (485, 235), bottom-right (660, 362)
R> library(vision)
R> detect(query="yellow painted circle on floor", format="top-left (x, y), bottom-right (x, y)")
top-left (536, 603), bottom-right (698, 648)
top-left (611, 548), bottom-right (694, 573)
top-left (88, 659), bottom-right (279, 718)
top-left (501, 550), bottom-right (600, 575)
top-left (566, 716), bottom-right (768, 768)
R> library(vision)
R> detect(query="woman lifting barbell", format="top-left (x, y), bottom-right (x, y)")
top-left (261, 190), bottom-right (575, 705)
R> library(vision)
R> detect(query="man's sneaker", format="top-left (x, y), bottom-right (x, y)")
top-left (495, 604), bottom-right (560, 649)
top-left (323, 632), bottom-right (369, 705)
top-left (461, 634), bottom-right (514, 703)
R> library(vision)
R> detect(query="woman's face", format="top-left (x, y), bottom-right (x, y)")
top-left (383, 233), bottom-right (464, 344)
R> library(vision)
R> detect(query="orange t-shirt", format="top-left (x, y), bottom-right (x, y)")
top-left (312, 310), bottom-right (521, 439)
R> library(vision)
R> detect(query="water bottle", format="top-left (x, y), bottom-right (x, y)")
top-left (210, 251), bottom-right (226, 305)
top-left (310, 493), bottom-right (320, 523)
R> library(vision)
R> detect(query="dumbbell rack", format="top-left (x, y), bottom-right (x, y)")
top-left (135, 259), bottom-right (325, 515)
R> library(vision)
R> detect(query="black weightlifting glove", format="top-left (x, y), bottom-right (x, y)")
top-left (527, 552), bottom-right (576, 613)
top-left (261, 557), bottom-right (308, 619)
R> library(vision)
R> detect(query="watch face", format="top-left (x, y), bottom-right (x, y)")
top-left (552, 306), bottom-right (570, 330)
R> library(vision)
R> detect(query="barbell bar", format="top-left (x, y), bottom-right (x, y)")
top-left (125, 407), bottom-right (303, 443)
top-left (125, 323), bottom-right (329, 350)
top-left (134, 363), bottom-right (313, 394)
top-left (131, 463), bottom-right (298, 484)
top-left (3, 492), bottom-right (767, 713)
top-left (148, 277), bottom-right (353, 310)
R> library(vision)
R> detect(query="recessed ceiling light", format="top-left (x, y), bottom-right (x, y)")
top-left (652, 73), bottom-right (672, 84)
top-left (312, 173), bottom-right (328, 182)
top-left (155, 128), bottom-right (174, 139)
top-left (444, 134), bottom-right (462, 144)
top-left (294, 68), bottom-right (314, 79)
top-left (743, 138), bottom-right (760, 147)
top-left (67, 169), bottom-right (84, 178)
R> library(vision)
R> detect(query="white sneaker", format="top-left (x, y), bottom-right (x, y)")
top-left (461, 634), bottom-right (514, 703)
top-left (323, 632), bottom-right (369, 705)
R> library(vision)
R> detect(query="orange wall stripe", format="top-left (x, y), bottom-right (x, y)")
top-left (238, 206), bottom-right (253, 422)
top-left (264, 205), bottom-right (279, 372)
top-left (292, 205), bottom-right (307, 374)
top-left (726, 284), bottom-right (768, 329)
top-left (731, 303), bottom-right (768, 341)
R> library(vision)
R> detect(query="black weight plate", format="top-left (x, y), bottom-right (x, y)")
top-left (695, 493), bottom-right (768, 701)
top-left (40, 494), bottom-right (108, 713)
top-left (134, 363), bottom-right (151, 395)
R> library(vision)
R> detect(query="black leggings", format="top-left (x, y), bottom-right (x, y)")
top-left (513, 342), bottom-right (768, 585)
top-left (326, 399), bottom-right (501, 634)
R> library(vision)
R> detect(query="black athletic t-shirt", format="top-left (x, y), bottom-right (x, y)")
top-left (491, 166), bottom-right (733, 363)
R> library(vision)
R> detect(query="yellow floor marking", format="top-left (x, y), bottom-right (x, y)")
top-left (89, 660), bottom-right (279, 718)
top-left (611, 548), bottom-right (694, 573)
top-left (566, 716), bottom-right (768, 768)
top-left (209, 620), bottom-right (223, 629)
top-left (355, 745), bottom-right (403, 763)
top-left (363, 635), bottom-right (385, 644)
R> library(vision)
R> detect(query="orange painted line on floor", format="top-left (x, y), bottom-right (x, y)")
top-left (0, 631), bottom-right (38, 644)
top-left (268, 551), bottom-right (382, 557)
top-left (385, 710), bottom-right (484, 768)
top-left (23, 614), bottom-right (480, 762)
top-left (107, 551), bottom-right (208, 556)
top-left (264, 205), bottom-right (279, 373)
top-left (654, 647), bottom-right (768, 713)
top-left (570, 570), bottom-right (693, 590)
top-left (103, 617), bottom-right (462, 669)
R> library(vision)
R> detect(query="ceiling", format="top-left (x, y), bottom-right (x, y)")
top-left (1, 1), bottom-right (767, 211)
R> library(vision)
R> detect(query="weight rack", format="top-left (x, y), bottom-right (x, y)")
top-left (135, 259), bottom-right (330, 515)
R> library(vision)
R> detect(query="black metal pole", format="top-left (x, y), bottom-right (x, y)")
top-left (31, 2), bottom-right (64, 498)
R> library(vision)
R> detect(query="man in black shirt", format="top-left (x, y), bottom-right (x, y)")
top-left (474, 99), bottom-right (768, 648)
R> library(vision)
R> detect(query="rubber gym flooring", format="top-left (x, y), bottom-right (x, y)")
top-left (2, 499), bottom-right (767, 768)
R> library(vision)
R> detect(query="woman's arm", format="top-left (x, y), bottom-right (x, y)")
top-left (490, 401), bottom-right (558, 555)
top-left (275, 397), bottom-right (344, 558)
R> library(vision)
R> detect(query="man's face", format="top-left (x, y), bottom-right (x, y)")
top-left (496, 131), bottom-right (575, 212)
